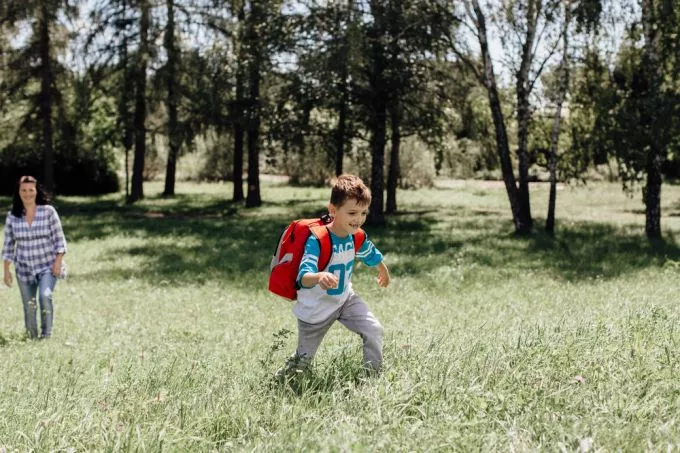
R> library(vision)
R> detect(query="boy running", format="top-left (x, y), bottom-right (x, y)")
top-left (280, 174), bottom-right (390, 376)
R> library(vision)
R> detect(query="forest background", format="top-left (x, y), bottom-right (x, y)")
top-left (1, 0), bottom-right (679, 237)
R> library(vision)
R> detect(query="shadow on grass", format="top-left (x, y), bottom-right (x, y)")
top-left (371, 208), bottom-right (680, 282)
top-left (29, 195), bottom-right (680, 285)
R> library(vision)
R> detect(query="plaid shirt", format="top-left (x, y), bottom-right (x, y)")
top-left (2, 205), bottom-right (67, 284)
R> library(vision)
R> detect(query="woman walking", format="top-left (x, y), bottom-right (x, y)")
top-left (2, 175), bottom-right (67, 339)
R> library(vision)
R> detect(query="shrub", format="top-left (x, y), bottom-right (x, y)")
top-left (0, 142), bottom-right (119, 196)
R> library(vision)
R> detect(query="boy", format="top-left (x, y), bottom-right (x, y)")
top-left (280, 174), bottom-right (390, 376)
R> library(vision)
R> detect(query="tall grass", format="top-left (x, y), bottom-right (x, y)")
top-left (1, 180), bottom-right (680, 451)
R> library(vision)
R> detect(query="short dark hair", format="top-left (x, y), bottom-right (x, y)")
top-left (11, 175), bottom-right (51, 217)
top-left (330, 174), bottom-right (371, 207)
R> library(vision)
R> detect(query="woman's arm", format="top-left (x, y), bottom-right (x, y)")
top-left (48, 206), bottom-right (67, 256)
top-left (3, 259), bottom-right (12, 287)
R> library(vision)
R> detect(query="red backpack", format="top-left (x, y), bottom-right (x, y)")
top-left (269, 214), bottom-right (366, 300)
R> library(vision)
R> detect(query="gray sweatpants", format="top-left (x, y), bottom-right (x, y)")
top-left (295, 293), bottom-right (384, 370)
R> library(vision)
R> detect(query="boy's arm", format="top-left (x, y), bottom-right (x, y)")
top-left (356, 237), bottom-right (389, 288)
top-left (301, 271), bottom-right (339, 290)
top-left (298, 236), bottom-right (339, 290)
top-left (356, 237), bottom-right (383, 266)
top-left (376, 261), bottom-right (390, 288)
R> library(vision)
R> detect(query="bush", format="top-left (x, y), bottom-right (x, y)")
top-left (279, 143), bottom-right (334, 187)
top-left (436, 138), bottom-right (499, 180)
top-left (0, 142), bottom-right (119, 196)
top-left (397, 137), bottom-right (436, 189)
top-left (198, 131), bottom-right (234, 182)
top-left (344, 137), bottom-right (436, 190)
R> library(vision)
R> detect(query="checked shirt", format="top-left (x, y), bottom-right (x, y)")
top-left (2, 205), bottom-right (67, 284)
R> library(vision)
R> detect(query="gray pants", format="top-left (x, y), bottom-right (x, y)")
top-left (295, 293), bottom-right (384, 370)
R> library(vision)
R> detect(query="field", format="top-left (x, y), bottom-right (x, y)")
top-left (1, 179), bottom-right (680, 451)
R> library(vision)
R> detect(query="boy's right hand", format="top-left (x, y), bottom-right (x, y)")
top-left (317, 272), bottom-right (339, 290)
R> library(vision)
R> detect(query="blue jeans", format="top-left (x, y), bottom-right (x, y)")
top-left (16, 270), bottom-right (57, 339)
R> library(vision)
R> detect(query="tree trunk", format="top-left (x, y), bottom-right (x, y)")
top-left (118, 0), bottom-right (133, 200)
top-left (471, 0), bottom-right (525, 233)
top-left (232, 2), bottom-right (246, 202)
top-left (163, 0), bottom-right (180, 197)
top-left (245, 2), bottom-right (262, 208)
top-left (233, 115), bottom-right (245, 201)
top-left (367, 1), bottom-right (387, 225)
top-left (129, 0), bottom-right (149, 203)
top-left (546, 0), bottom-right (571, 234)
top-left (368, 100), bottom-right (387, 225)
top-left (515, 0), bottom-right (540, 232)
top-left (38, 2), bottom-right (54, 193)
top-left (645, 153), bottom-right (662, 238)
top-left (334, 1), bottom-right (352, 177)
top-left (641, 0), bottom-right (663, 239)
top-left (245, 73), bottom-right (261, 208)
top-left (335, 77), bottom-right (348, 177)
top-left (386, 100), bottom-right (400, 215)
top-left (120, 58), bottom-right (133, 200)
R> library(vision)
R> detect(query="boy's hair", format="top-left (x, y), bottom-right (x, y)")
top-left (330, 174), bottom-right (371, 207)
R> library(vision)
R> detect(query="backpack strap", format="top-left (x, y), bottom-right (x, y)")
top-left (310, 226), bottom-right (367, 272)
top-left (310, 225), bottom-right (332, 271)
top-left (353, 228), bottom-right (366, 253)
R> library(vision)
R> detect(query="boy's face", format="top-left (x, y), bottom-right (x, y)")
top-left (329, 198), bottom-right (369, 237)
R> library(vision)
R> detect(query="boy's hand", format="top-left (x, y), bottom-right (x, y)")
top-left (376, 262), bottom-right (390, 288)
top-left (317, 272), bottom-right (339, 290)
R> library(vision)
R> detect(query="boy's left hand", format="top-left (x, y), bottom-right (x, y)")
top-left (376, 262), bottom-right (390, 288)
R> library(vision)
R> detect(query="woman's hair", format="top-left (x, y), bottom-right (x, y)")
top-left (11, 175), bottom-right (51, 217)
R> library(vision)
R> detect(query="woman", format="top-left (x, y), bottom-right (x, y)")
top-left (2, 175), bottom-right (67, 339)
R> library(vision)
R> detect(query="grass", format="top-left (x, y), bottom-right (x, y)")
top-left (1, 179), bottom-right (680, 451)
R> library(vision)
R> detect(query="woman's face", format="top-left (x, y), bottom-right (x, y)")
top-left (19, 182), bottom-right (37, 206)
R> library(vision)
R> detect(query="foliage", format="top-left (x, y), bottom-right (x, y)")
top-left (0, 141), bottom-right (119, 196)
top-left (570, 31), bottom-right (680, 189)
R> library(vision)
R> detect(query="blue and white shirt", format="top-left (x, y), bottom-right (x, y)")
top-left (2, 205), bottom-right (67, 284)
top-left (294, 230), bottom-right (383, 323)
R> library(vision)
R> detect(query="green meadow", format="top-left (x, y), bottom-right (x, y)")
top-left (2, 179), bottom-right (680, 451)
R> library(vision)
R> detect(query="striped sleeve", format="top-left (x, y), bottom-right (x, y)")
top-left (2, 213), bottom-right (15, 262)
top-left (297, 236), bottom-right (321, 288)
top-left (48, 206), bottom-right (67, 255)
top-left (356, 236), bottom-right (383, 267)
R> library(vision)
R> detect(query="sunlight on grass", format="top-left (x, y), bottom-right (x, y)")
top-left (1, 179), bottom-right (680, 450)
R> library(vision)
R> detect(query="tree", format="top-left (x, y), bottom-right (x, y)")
top-left (1, 0), bottom-right (78, 193)
top-left (232, 1), bottom-right (246, 202)
top-left (443, 0), bottom-right (565, 234)
top-left (86, 0), bottom-right (137, 198)
top-left (545, 0), bottom-right (572, 234)
top-left (243, 1), bottom-right (265, 208)
top-left (639, 0), bottom-right (671, 238)
top-left (200, 0), bottom-right (245, 201)
top-left (572, 0), bottom-right (679, 239)
top-left (162, 0), bottom-right (181, 196)
top-left (545, 0), bottom-right (602, 233)
top-left (129, 0), bottom-right (151, 203)
top-left (443, 0), bottom-right (524, 232)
